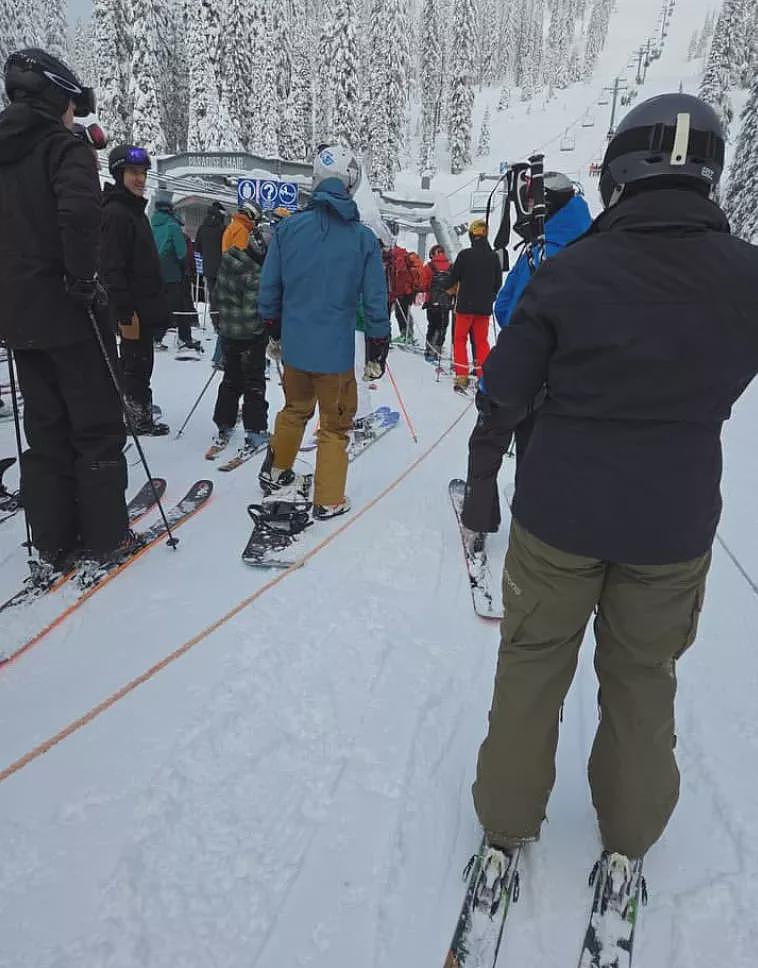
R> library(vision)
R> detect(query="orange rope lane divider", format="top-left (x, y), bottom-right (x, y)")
top-left (0, 401), bottom-right (473, 786)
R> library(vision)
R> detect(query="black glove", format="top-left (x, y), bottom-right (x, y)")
top-left (366, 335), bottom-right (390, 376)
top-left (66, 276), bottom-right (108, 310)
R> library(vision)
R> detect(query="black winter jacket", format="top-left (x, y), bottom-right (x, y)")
top-left (0, 102), bottom-right (102, 349)
top-left (100, 183), bottom-right (169, 329)
top-left (445, 237), bottom-right (502, 315)
top-left (482, 189), bottom-right (758, 565)
top-left (195, 209), bottom-right (226, 280)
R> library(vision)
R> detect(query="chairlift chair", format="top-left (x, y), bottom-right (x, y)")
top-left (560, 129), bottom-right (576, 152)
top-left (581, 112), bottom-right (595, 128)
top-left (598, 94), bottom-right (610, 105)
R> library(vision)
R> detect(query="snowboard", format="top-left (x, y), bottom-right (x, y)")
top-left (449, 479), bottom-right (502, 621)
top-left (578, 853), bottom-right (647, 968)
top-left (444, 837), bottom-right (522, 968)
top-left (0, 456), bottom-right (20, 516)
top-left (242, 412), bottom-right (399, 568)
top-left (0, 478), bottom-right (168, 612)
top-left (1, 480), bottom-right (211, 667)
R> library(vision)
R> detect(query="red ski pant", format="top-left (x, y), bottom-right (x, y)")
top-left (453, 313), bottom-right (491, 377)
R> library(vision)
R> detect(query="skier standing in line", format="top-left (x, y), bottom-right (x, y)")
top-left (0, 49), bottom-right (130, 572)
top-left (422, 244), bottom-right (453, 363)
top-left (151, 198), bottom-right (203, 354)
top-left (194, 201), bottom-right (226, 306)
top-left (207, 230), bottom-right (270, 459)
top-left (101, 144), bottom-right (171, 436)
top-left (471, 95), bottom-right (758, 899)
top-left (223, 200), bottom-right (263, 253)
top-left (461, 173), bottom-right (592, 542)
top-left (257, 145), bottom-right (390, 519)
top-left (444, 220), bottom-right (502, 392)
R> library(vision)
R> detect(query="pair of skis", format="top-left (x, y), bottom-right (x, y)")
top-left (0, 479), bottom-right (213, 667)
top-left (445, 840), bottom-right (646, 968)
top-left (206, 436), bottom-right (269, 472)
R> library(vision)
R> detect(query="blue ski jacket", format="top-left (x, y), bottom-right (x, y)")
top-left (494, 194), bottom-right (592, 328)
top-left (258, 178), bottom-right (389, 374)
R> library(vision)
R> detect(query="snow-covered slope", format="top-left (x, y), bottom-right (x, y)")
top-left (2, 2), bottom-right (758, 965)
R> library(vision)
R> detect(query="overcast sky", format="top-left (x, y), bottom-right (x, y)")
top-left (67, 0), bottom-right (93, 25)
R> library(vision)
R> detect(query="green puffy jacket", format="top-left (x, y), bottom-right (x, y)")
top-left (214, 246), bottom-right (264, 340)
top-left (151, 208), bottom-right (187, 284)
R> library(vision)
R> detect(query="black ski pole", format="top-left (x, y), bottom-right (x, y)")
top-left (5, 347), bottom-right (33, 553)
top-left (175, 367), bottom-right (219, 439)
top-left (528, 152), bottom-right (546, 272)
top-left (86, 308), bottom-right (178, 549)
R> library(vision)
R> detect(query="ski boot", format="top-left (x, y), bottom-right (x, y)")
top-left (77, 529), bottom-right (144, 589)
top-left (258, 446), bottom-right (310, 498)
top-left (206, 427), bottom-right (233, 460)
top-left (454, 375), bottom-right (470, 394)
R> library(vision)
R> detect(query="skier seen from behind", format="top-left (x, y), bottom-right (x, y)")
top-left (444, 220), bottom-right (502, 392)
top-left (422, 244), bottom-right (453, 363)
top-left (194, 201), bottom-right (226, 306)
top-left (101, 144), bottom-right (170, 436)
top-left (471, 94), bottom-right (758, 908)
top-left (461, 173), bottom-right (592, 543)
top-left (383, 238), bottom-right (426, 343)
top-left (223, 199), bottom-right (263, 253)
top-left (151, 198), bottom-right (202, 354)
top-left (257, 144), bottom-right (390, 520)
top-left (207, 230), bottom-right (270, 461)
top-left (0, 48), bottom-right (130, 573)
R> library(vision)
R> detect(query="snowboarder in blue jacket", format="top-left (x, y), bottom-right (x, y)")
top-left (258, 144), bottom-right (390, 520)
top-left (461, 173), bottom-right (592, 538)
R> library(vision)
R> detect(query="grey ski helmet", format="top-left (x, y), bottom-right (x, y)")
top-left (239, 199), bottom-right (263, 223)
top-left (4, 48), bottom-right (96, 117)
top-left (600, 93), bottom-right (725, 207)
top-left (313, 144), bottom-right (362, 196)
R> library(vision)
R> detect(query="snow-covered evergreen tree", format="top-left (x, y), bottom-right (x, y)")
top-left (162, 0), bottom-right (190, 152)
top-left (186, 0), bottom-right (223, 150)
top-left (43, 0), bottom-right (69, 62)
top-left (365, 0), bottom-right (410, 189)
top-left (687, 30), bottom-right (699, 61)
top-left (246, 1), bottom-right (279, 156)
top-left (94, 0), bottom-right (131, 144)
top-left (418, 0), bottom-right (443, 173)
top-left (318, 0), bottom-right (361, 147)
top-left (724, 73), bottom-right (758, 240)
top-left (476, 105), bottom-right (491, 156)
top-left (699, 1), bottom-right (739, 138)
top-left (448, 0), bottom-right (477, 173)
top-left (13, 0), bottom-right (44, 48)
top-left (279, 31), bottom-right (314, 161)
top-left (582, 0), bottom-right (611, 79)
top-left (497, 85), bottom-right (510, 111)
top-left (219, 0), bottom-right (253, 149)
top-left (129, 0), bottom-right (167, 153)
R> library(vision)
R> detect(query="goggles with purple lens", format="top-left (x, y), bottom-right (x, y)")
top-left (124, 146), bottom-right (150, 168)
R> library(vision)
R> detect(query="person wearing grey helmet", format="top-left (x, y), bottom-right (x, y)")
top-left (469, 94), bottom-right (758, 914)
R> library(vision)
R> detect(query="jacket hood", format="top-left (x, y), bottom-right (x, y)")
top-left (545, 194), bottom-right (593, 246)
top-left (231, 211), bottom-right (253, 230)
top-left (470, 235), bottom-right (493, 251)
top-left (202, 209), bottom-right (225, 228)
top-left (151, 209), bottom-right (177, 228)
top-left (310, 178), bottom-right (359, 222)
top-left (103, 180), bottom-right (147, 213)
top-left (0, 102), bottom-right (63, 165)
top-left (592, 188), bottom-right (730, 236)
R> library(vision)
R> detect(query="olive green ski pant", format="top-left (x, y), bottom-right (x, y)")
top-left (473, 519), bottom-right (710, 859)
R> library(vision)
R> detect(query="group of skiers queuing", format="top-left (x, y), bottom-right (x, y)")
top-left (2, 43), bottom-right (758, 926)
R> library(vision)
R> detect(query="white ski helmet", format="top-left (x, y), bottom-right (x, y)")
top-left (313, 144), bottom-right (362, 196)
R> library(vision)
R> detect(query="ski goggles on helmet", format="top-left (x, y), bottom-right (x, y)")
top-left (6, 50), bottom-right (96, 117)
top-left (122, 146), bottom-right (151, 168)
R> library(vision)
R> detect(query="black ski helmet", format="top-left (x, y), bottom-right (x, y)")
top-left (543, 172), bottom-right (575, 218)
top-left (108, 144), bottom-right (152, 180)
top-left (599, 93), bottom-right (725, 207)
top-left (4, 48), bottom-right (95, 117)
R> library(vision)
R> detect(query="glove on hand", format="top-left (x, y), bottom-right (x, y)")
top-left (267, 339), bottom-right (282, 361)
top-left (365, 335), bottom-right (390, 378)
top-left (66, 276), bottom-right (108, 310)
